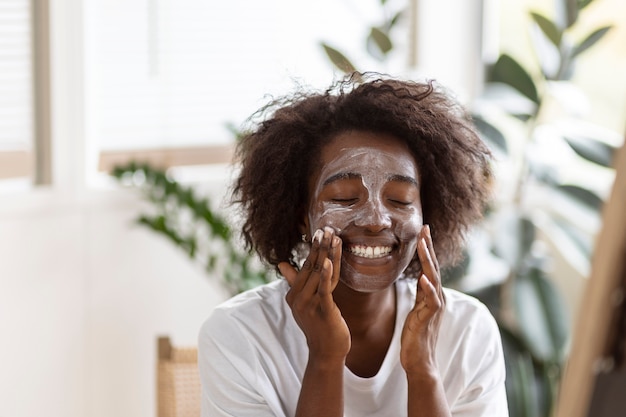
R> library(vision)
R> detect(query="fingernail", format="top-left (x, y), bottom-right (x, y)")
top-left (332, 236), bottom-right (340, 248)
top-left (313, 229), bottom-right (324, 244)
top-left (426, 224), bottom-right (431, 237)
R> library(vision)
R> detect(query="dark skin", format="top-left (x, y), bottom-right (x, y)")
top-left (278, 131), bottom-right (450, 416)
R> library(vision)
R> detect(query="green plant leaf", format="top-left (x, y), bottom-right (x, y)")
top-left (492, 212), bottom-right (535, 269)
top-left (563, 0), bottom-right (579, 28)
top-left (472, 115), bottom-right (508, 154)
top-left (572, 26), bottom-right (612, 58)
top-left (489, 54), bottom-right (540, 104)
top-left (578, 0), bottom-right (594, 10)
top-left (556, 184), bottom-right (603, 211)
top-left (530, 12), bottom-right (563, 46)
top-left (481, 82), bottom-right (537, 119)
top-left (369, 27), bottom-right (393, 55)
top-left (507, 353), bottom-right (538, 417)
top-left (552, 217), bottom-right (593, 257)
top-left (499, 324), bottom-right (540, 417)
top-left (563, 134), bottom-right (616, 167)
top-left (321, 43), bottom-right (358, 74)
top-left (537, 361), bottom-right (561, 417)
top-left (514, 268), bottom-right (569, 362)
top-left (388, 10), bottom-right (403, 29)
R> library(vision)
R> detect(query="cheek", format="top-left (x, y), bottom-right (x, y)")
top-left (309, 203), bottom-right (354, 233)
top-left (394, 210), bottom-right (424, 241)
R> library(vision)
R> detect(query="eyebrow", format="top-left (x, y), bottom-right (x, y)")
top-left (322, 172), bottom-right (361, 186)
top-left (387, 174), bottom-right (418, 186)
top-left (322, 172), bottom-right (418, 186)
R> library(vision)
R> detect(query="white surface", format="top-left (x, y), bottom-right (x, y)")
top-left (0, 183), bottom-right (231, 417)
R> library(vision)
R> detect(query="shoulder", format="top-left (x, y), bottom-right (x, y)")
top-left (200, 279), bottom-right (290, 341)
top-left (437, 287), bottom-right (504, 376)
top-left (397, 279), bottom-right (495, 328)
top-left (440, 287), bottom-right (500, 344)
top-left (442, 287), bottom-right (495, 324)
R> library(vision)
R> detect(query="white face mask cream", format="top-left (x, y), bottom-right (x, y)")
top-left (307, 130), bottom-right (424, 292)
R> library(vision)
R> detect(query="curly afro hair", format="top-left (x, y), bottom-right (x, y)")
top-left (232, 73), bottom-right (493, 275)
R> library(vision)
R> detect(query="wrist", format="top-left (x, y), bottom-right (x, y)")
top-left (307, 353), bottom-right (346, 372)
top-left (405, 365), bottom-right (441, 386)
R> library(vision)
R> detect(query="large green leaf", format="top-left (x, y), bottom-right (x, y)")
top-left (321, 43), bottom-right (358, 74)
top-left (481, 82), bottom-right (537, 119)
top-left (492, 212), bottom-right (536, 269)
top-left (510, 354), bottom-right (538, 417)
top-left (489, 54), bottom-right (540, 104)
top-left (563, 0), bottom-right (579, 28)
top-left (556, 184), bottom-right (603, 211)
top-left (366, 27), bottom-right (393, 61)
top-left (368, 27), bottom-right (393, 55)
top-left (552, 217), bottom-right (593, 258)
top-left (514, 268), bottom-right (569, 362)
top-left (572, 26), bottom-right (612, 58)
top-left (563, 133), bottom-right (616, 167)
top-left (472, 115), bottom-right (508, 154)
top-left (537, 361), bottom-right (561, 417)
top-left (578, 0), bottom-right (595, 10)
top-left (530, 12), bottom-right (563, 46)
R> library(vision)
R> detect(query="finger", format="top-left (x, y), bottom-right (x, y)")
top-left (424, 225), bottom-right (440, 275)
top-left (319, 258), bottom-right (335, 313)
top-left (416, 238), bottom-right (446, 310)
top-left (329, 235), bottom-right (342, 291)
top-left (288, 228), bottom-right (324, 294)
top-left (415, 274), bottom-right (441, 320)
top-left (423, 226), bottom-right (445, 302)
top-left (417, 237), bottom-right (437, 286)
top-left (278, 262), bottom-right (298, 287)
top-left (301, 228), bottom-right (333, 297)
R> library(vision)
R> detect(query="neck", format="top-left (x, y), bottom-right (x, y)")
top-left (333, 282), bottom-right (396, 337)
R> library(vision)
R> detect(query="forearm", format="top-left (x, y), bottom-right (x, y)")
top-left (295, 356), bottom-right (345, 417)
top-left (407, 369), bottom-right (452, 417)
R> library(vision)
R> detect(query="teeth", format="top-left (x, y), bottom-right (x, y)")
top-left (349, 245), bottom-right (392, 259)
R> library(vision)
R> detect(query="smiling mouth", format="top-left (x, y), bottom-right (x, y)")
top-left (348, 244), bottom-right (393, 259)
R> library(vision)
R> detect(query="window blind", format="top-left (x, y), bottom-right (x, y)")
top-left (0, 0), bottom-right (33, 151)
top-left (84, 0), bottom-right (385, 152)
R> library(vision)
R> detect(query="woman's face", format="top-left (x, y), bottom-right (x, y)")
top-left (306, 130), bottom-right (424, 292)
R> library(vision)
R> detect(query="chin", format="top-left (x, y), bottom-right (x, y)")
top-left (338, 263), bottom-right (400, 293)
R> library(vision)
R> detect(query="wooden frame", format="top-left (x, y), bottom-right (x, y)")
top-left (555, 142), bottom-right (626, 417)
top-left (98, 144), bottom-right (235, 173)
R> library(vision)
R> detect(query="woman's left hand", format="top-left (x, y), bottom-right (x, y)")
top-left (400, 224), bottom-right (446, 376)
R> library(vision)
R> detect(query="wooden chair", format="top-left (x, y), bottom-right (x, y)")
top-left (157, 336), bottom-right (201, 417)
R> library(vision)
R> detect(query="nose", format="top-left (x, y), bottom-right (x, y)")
top-left (353, 199), bottom-right (392, 232)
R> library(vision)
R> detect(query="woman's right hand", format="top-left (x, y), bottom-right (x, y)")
top-left (278, 227), bottom-right (350, 362)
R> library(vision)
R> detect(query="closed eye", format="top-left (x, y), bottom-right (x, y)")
top-left (332, 198), bottom-right (358, 205)
top-left (389, 199), bottom-right (412, 206)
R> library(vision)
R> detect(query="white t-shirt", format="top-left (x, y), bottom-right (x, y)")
top-left (198, 278), bottom-right (508, 416)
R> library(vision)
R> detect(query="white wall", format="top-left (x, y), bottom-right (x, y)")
top-left (0, 176), bottom-right (231, 417)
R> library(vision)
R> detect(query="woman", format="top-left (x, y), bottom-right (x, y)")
top-left (199, 75), bottom-right (508, 416)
